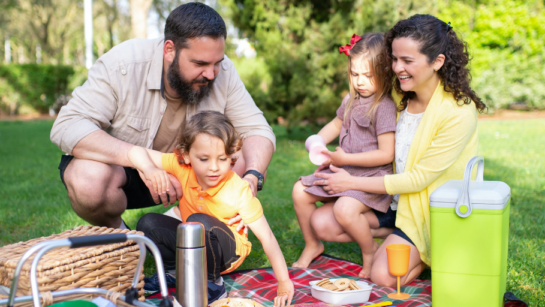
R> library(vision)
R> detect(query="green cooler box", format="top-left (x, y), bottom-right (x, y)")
top-left (429, 156), bottom-right (511, 307)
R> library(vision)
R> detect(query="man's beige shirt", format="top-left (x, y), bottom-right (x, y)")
top-left (51, 37), bottom-right (275, 154)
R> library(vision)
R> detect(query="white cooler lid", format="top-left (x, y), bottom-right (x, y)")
top-left (430, 180), bottom-right (511, 209)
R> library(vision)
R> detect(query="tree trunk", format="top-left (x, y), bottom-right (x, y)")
top-left (129, 0), bottom-right (153, 39)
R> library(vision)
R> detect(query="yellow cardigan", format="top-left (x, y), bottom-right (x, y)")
top-left (384, 82), bottom-right (479, 266)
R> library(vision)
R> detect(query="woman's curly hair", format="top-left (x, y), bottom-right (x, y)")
top-left (384, 14), bottom-right (486, 112)
top-left (173, 110), bottom-right (242, 167)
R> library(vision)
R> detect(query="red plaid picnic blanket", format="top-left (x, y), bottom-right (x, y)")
top-left (225, 254), bottom-right (431, 307)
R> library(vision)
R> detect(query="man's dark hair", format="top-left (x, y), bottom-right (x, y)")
top-left (164, 2), bottom-right (227, 49)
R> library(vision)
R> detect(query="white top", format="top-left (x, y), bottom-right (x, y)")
top-left (390, 106), bottom-right (424, 210)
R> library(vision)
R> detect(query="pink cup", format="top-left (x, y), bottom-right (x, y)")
top-left (305, 135), bottom-right (330, 166)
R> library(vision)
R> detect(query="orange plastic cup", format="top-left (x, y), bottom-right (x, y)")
top-left (386, 244), bottom-right (410, 276)
top-left (386, 244), bottom-right (411, 300)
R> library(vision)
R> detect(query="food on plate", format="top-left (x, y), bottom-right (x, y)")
top-left (210, 298), bottom-right (264, 307)
top-left (313, 278), bottom-right (361, 291)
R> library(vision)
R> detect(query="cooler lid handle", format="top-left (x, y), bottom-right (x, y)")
top-left (455, 156), bottom-right (484, 218)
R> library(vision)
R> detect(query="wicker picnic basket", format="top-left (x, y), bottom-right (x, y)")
top-left (0, 226), bottom-right (145, 301)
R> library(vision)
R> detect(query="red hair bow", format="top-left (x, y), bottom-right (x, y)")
top-left (339, 34), bottom-right (362, 56)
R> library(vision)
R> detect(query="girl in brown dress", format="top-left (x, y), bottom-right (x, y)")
top-left (292, 33), bottom-right (398, 278)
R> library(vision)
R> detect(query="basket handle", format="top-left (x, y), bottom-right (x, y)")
top-left (68, 234), bottom-right (127, 248)
top-left (6, 234), bottom-right (171, 307)
top-left (455, 156), bottom-right (484, 218)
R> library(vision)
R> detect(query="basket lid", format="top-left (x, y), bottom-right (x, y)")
top-left (0, 226), bottom-right (143, 272)
top-left (430, 180), bottom-right (510, 208)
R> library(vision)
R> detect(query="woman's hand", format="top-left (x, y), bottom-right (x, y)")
top-left (313, 165), bottom-right (353, 194)
top-left (327, 147), bottom-right (349, 167)
top-left (142, 166), bottom-right (170, 196)
top-left (274, 279), bottom-right (294, 307)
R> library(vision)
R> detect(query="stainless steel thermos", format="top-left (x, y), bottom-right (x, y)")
top-left (176, 222), bottom-right (207, 307)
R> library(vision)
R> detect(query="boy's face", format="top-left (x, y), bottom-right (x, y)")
top-left (182, 133), bottom-right (232, 190)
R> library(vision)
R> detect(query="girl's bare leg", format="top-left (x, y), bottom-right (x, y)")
top-left (310, 198), bottom-right (379, 278)
top-left (292, 181), bottom-right (333, 268)
top-left (370, 233), bottom-right (424, 287)
top-left (332, 197), bottom-right (379, 278)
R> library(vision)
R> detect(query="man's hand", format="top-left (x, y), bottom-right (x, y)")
top-left (227, 214), bottom-right (249, 235)
top-left (242, 175), bottom-right (258, 197)
top-left (138, 171), bottom-right (182, 207)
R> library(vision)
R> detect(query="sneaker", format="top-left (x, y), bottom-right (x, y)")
top-left (207, 281), bottom-right (227, 303)
top-left (144, 272), bottom-right (177, 294)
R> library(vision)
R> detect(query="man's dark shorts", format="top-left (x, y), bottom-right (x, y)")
top-left (58, 154), bottom-right (161, 209)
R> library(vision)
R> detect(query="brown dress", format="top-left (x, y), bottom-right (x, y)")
top-left (300, 94), bottom-right (397, 212)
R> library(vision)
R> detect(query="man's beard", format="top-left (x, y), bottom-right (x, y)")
top-left (166, 51), bottom-right (215, 105)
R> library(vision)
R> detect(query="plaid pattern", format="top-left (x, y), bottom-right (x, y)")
top-left (224, 254), bottom-right (431, 307)
top-left (146, 254), bottom-right (431, 306)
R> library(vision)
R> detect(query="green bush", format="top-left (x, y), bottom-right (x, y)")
top-left (0, 64), bottom-right (76, 114)
top-left (433, 0), bottom-right (545, 111)
top-left (225, 0), bottom-right (442, 126)
top-left (226, 0), bottom-right (545, 124)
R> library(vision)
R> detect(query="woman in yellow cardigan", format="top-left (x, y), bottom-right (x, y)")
top-left (313, 14), bottom-right (487, 287)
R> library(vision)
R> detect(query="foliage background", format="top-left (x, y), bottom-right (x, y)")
top-left (225, 0), bottom-right (545, 126)
top-left (0, 0), bottom-right (544, 119)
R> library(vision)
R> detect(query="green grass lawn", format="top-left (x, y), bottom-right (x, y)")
top-left (0, 119), bottom-right (544, 305)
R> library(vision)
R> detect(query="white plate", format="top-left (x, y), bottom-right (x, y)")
top-left (309, 278), bottom-right (373, 305)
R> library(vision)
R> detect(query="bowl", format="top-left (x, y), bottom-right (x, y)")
top-left (309, 278), bottom-right (373, 305)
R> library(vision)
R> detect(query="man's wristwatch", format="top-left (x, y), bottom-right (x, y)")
top-left (243, 170), bottom-right (264, 191)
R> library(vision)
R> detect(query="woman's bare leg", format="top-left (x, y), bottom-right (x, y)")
top-left (362, 210), bottom-right (395, 239)
top-left (371, 227), bottom-right (395, 239)
top-left (370, 233), bottom-right (424, 287)
top-left (292, 181), bottom-right (332, 268)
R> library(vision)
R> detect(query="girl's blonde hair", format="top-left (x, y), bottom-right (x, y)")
top-left (173, 111), bottom-right (243, 167)
top-left (344, 32), bottom-right (392, 123)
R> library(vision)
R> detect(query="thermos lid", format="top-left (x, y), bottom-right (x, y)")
top-left (177, 222), bottom-right (205, 248)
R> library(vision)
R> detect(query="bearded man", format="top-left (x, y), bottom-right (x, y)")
top-left (50, 2), bottom-right (275, 229)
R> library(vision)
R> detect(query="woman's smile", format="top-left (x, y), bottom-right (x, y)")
top-left (398, 75), bottom-right (412, 83)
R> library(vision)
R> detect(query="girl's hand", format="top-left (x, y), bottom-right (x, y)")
top-left (142, 166), bottom-right (170, 196)
top-left (313, 165), bottom-right (353, 194)
top-left (274, 279), bottom-right (294, 307)
top-left (314, 160), bottom-right (331, 173)
top-left (328, 147), bottom-right (348, 167)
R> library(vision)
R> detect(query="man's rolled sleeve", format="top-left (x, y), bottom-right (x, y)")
top-left (51, 60), bottom-right (118, 154)
top-left (223, 61), bottom-right (276, 150)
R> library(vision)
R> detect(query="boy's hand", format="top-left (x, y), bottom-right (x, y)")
top-left (142, 166), bottom-right (170, 197)
top-left (274, 280), bottom-right (294, 307)
top-left (328, 147), bottom-right (348, 167)
top-left (227, 214), bottom-right (249, 235)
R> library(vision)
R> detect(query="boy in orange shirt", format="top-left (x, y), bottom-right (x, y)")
top-left (128, 111), bottom-right (293, 307)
